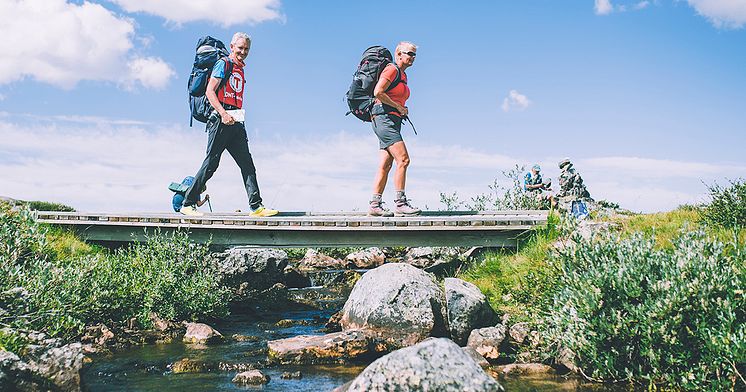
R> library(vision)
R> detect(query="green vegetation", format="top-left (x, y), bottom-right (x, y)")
top-left (457, 179), bottom-right (746, 390)
top-left (440, 165), bottom-right (548, 211)
top-left (0, 202), bottom-right (230, 345)
top-left (22, 200), bottom-right (76, 212)
top-left (460, 212), bottom-right (561, 320)
top-left (702, 178), bottom-right (746, 229)
top-left (542, 229), bottom-right (744, 390)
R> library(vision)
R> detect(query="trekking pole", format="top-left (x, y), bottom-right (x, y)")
top-left (403, 115), bottom-right (418, 135)
top-left (207, 198), bottom-right (213, 212)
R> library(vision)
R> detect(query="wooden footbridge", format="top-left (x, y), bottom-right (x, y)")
top-left (34, 210), bottom-right (549, 248)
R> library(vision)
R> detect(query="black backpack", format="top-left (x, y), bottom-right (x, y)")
top-left (345, 45), bottom-right (401, 122)
top-left (188, 36), bottom-right (233, 126)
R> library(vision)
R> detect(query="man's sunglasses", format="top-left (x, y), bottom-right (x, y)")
top-left (401, 51), bottom-right (417, 57)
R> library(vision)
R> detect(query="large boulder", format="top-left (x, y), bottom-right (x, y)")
top-left (267, 330), bottom-right (384, 365)
top-left (445, 278), bottom-right (499, 345)
top-left (213, 247), bottom-right (288, 290)
top-left (339, 263), bottom-right (448, 348)
top-left (28, 343), bottom-right (85, 391)
top-left (338, 338), bottom-right (502, 392)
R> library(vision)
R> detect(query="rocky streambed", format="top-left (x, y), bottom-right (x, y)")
top-left (5, 245), bottom-right (632, 391)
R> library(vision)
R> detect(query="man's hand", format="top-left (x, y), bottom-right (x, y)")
top-left (220, 111), bottom-right (235, 125)
top-left (204, 194), bottom-right (210, 201)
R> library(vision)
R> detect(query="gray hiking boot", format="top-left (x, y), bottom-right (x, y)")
top-left (394, 197), bottom-right (421, 216)
top-left (368, 200), bottom-right (394, 217)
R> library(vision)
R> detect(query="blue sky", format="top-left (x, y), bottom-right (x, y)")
top-left (1, 0), bottom-right (745, 213)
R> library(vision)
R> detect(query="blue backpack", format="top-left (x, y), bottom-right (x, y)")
top-left (188, 36), bottom-right (233, 126)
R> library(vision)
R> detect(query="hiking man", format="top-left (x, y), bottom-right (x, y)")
top-left (181, 32), bottom-right (278, 217)
top-left (524, 164), bottom-right (555, 208)
top-left (368, 41), bottom-right (421, 217)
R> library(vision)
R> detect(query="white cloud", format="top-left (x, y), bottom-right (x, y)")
top-left (595, 0), bottom-right (614, 15)
top-left (634, 1), bottom-right (651, 10)
top-left (686, 0), bottom-right (746, 29)
top-left (0, 0), bottom-right (174, 90)
top-left (1, 116), bottom-right (744, 213)
top-left (109, 0), bottom-right (284, 27)
top-left (501, 90), bottom-right (532, 112)
top-left (124, 57), bottom-right (176, 90)
top-left (0, 93), bottom-right (5, 101)
top-left (580, 156), bottom-right (746, 178)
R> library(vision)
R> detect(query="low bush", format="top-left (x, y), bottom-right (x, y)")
top-left (1, 203), bottom-right (230, 343)
top-left (540, 229), bottom-right (745, 391)
top-left (702, 179), bottom-right (746, 229)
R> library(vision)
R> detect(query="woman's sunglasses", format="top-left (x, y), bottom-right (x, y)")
top-left (401, 51), bottom-right (417, 57)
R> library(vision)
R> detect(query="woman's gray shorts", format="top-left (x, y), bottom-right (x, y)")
top-left (371, 113), bottom-right (403, 149)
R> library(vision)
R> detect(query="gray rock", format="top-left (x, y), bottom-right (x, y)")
top-left (445, 278), bottom-right (499, 345)
top-left (283, 265), bottom-right (312, 288)
top-left (467, 325), bottom-right (507, 360)
top-left (339, 263), bottom-right (448, 348)
top-left (345, 247), bottom-right (385, 269)
top-left (343, 338), bottom-right (502, 392)
top-left (29, 343), bottom-right (84, 391)
top-left (298, 249), bottom-right (348, 270)
top-left (232, 369), bottom-right (270, 385)
top-left (171, 358), bottom-right (211, 374)
top-left (183, 322), bottom-right (223, 344)
top-left (404, 247), bottom-right (460, 269)
top-left (213, 247), bottom-right (288, 290)
top-left (508, 322), bottom-right (530, 345)
top-left (267, 330), bottom-right (384, 365)
top-left (495, 363), bottom-right (556, 376)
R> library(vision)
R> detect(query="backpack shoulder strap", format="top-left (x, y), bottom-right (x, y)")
top-left (217, 57), bottom-right (234, 90)
top-left (384, 63), bottom-right (402, 92)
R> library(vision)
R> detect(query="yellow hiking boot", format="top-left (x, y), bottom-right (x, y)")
top-left (249, 206), bottom-right (279, 217)
top-left (180, 205), bottom-right (204, 217)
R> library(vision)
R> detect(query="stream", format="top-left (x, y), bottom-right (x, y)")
top-left (81, 283), bottom-right (633, 391)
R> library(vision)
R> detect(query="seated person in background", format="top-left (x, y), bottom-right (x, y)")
top-left (524, 164), bottom-right (555, 208)
top-left (170, 176), bottom-right (209, 213)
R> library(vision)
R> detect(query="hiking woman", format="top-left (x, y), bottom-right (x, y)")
top-left (368, 41), bottom-right (420, 217)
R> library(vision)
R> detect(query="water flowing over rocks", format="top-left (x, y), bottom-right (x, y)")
top-left (336, 338), bottom-right (503, 392)
top-left (267, 330), bottom-right (385, 365)
top-left (298, 249), bottom-right (348, 270)
top-left (182, 322), bottom-right (223, 344)
top-left (444, 277), bottom-right (499, 345)
top-left (467, 325), bottom-right (507, 360)
top-left (339, 263), bottom-right (448, 348)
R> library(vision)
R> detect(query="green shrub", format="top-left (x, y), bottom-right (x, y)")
top-left (541, 229), bottom-right (745, 390)
top-left (702, 179), bottom-right (746, 229)
top-left (22, 200), bottom-right (75, 212)
top-left (1, 203), bottom-right (230, 342)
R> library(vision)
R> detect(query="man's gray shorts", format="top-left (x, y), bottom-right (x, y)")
top-left (372, 113), bottom-right (403, 149)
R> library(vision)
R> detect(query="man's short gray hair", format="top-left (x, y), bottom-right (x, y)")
top-left (396, 41), bottom-right (417, 55)
top-left (231, 32), bottom-right (251, 46)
